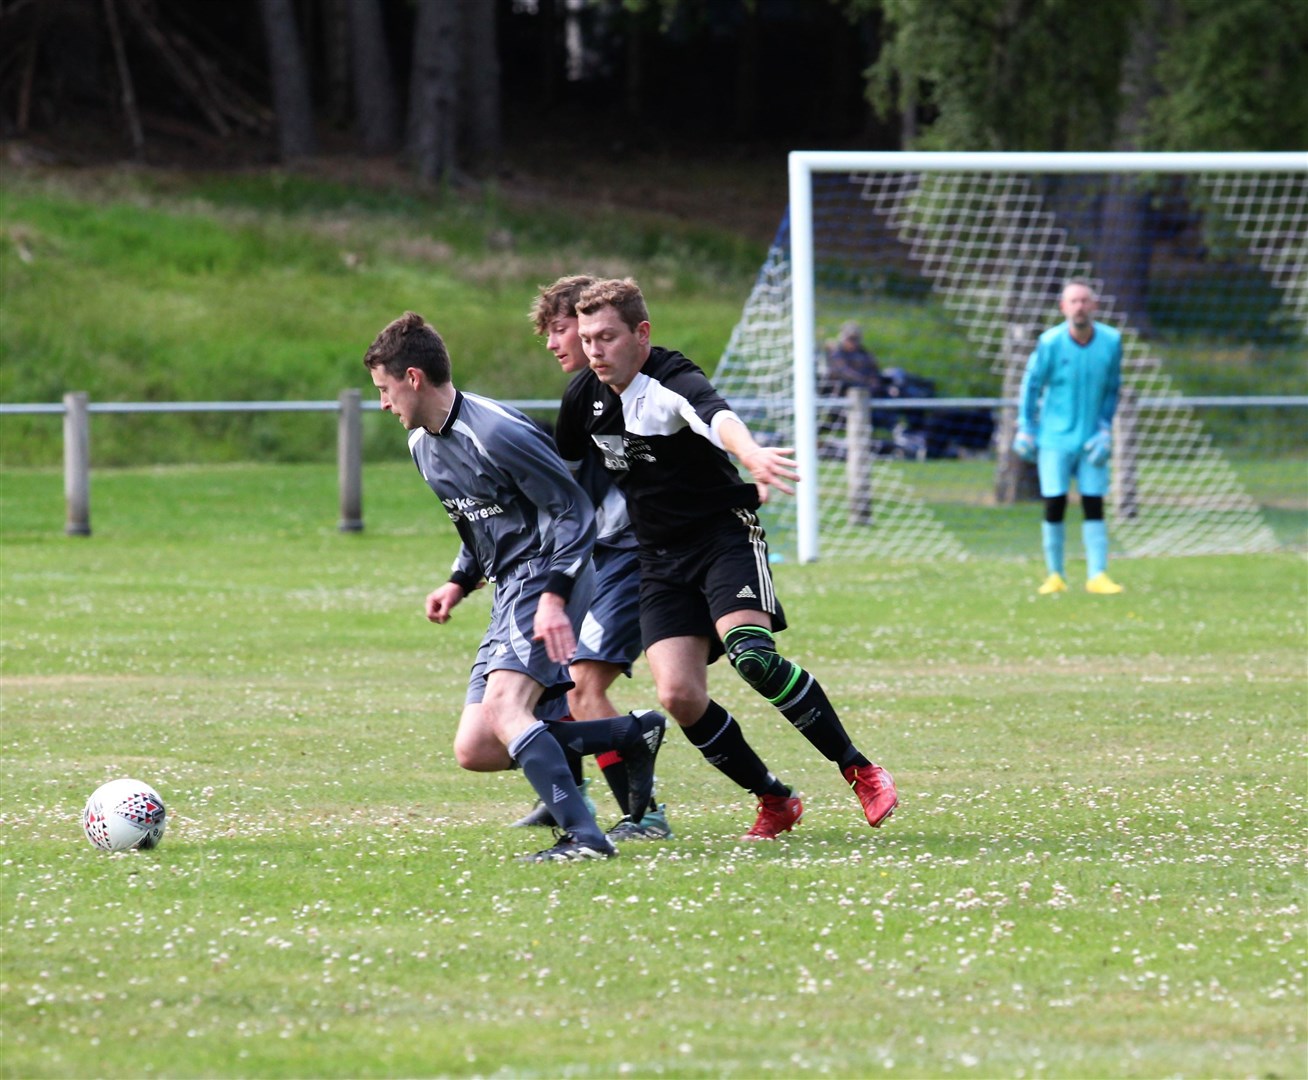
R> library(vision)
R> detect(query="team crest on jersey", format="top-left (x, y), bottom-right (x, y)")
top-left (592, 399), bottom-right (605, 413)
top-left (592, 434), bottom-right (629, 472)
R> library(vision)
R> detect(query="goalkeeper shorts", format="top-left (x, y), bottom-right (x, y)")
top-left (1038, 446), bottom-right (1109, 499)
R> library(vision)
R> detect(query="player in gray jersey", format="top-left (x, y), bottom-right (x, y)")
top-left (363, 311), bottom-right (666, 862)
top-left (508, 275), bottom-right (673, 841)
top-left (559, 279), bottom-right (898, 841)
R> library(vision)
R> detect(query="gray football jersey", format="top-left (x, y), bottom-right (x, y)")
top-left (408, 391), bottom-right (595, 599)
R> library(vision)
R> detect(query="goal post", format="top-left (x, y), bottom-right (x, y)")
top-left (715, 150), bottom-right (1307, 563)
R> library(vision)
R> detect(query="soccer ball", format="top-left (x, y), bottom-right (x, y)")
top-left (83, 778), bottom-right (166, 851)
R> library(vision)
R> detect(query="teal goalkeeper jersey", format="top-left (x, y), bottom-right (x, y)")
top-left (1019, 321), bottom-right (1122, 453)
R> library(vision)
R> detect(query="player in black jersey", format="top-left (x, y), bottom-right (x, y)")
top-left (554, 278), bottom-right (898, 840)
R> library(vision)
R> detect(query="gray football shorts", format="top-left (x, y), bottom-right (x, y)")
top-left (464, 559), bottom-right (596, 711)
top-left (573, 544), bottom-right (642, 673)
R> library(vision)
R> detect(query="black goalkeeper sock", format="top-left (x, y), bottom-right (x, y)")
top-left (682, 700), bottom-right (788, 798)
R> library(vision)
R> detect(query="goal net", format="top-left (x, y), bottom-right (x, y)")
top-left (713, 152), bottom-right (1306, 563)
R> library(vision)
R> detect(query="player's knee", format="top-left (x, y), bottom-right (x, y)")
top-left (656, 686), bottom-right (703, 727)
top-left (1082, 495), bottom-right (1104, 521)
top-left (458, 699), bottom-right (520, 771)
top-left (1044, 495), bottom-right (1068, 523)
top-left (453, 732), bottom-right (502, 772)
top-left (723, 625), bottom-right (798, 701)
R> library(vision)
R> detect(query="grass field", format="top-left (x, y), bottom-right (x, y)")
top-left (1, 463), bottom-right (1304, 1078)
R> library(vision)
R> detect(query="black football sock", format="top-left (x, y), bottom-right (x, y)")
top-left (722, 625), bottom-right (871, 771)
top-left (682, 700), bottom-right (789, 798)
top-left (544, 714), bottom-right (638, 757)
top-left (508, 722), bottom-right (603, 843)
top-left (550, 716), bottom-right (587, 785)
top-left (777, 671), bottom-right (871, 769)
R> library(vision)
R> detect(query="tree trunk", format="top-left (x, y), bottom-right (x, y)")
top-left (258, 0), bottom-right (316, 160)
top-left (407, 0), bottom-right (461, 184)
top-left (535, 0), bottom-right (562, 111)
top-left (322, 0), bottom-right (351, 130)
top-left (347, 0), bottom-right (399, 154)
top-left (623, 4), bottom-right (645, 121)
top-left (460, 0), bottom-right (501, 172)
top-left (1095, 4), bottom-right (1164, 335)
top-left (103, 0), bottom-right (144, 157)
top-left (733, 1), bottom-right (760, 138)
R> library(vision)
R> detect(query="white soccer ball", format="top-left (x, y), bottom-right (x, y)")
top-left (83, 778), bottom-right (166, 852)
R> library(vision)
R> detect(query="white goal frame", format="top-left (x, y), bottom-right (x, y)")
top-left (787, 150), bottom-right (1308, 563)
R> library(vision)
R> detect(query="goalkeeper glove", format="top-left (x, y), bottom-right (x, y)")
top-left (1083, 425), bottom-right (1111, 467)
top-left (1012, 431), bottom-right (1037, 462)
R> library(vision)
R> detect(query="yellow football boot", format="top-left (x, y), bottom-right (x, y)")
top-left (1037, 572), bottom-right (1068, 595)
top-left (1086, 572), bottom-right (1124, 595)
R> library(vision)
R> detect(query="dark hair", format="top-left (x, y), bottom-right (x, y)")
top-left (362, 312), bottom-right (452, 385)
top-left (575, 278), bottom-right (649, 331)
top-left (530, 274), bottom-right (598, 335)
top-left (1062, 278), bottom-right (1099, 301)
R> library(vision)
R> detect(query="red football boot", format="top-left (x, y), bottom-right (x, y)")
top-left (843, 763), bottom-right (898, 828)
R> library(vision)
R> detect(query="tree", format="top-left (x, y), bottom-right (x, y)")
top-left (1146, 0), bottom-right (1308, 151)
top-left (859, 0), bottom-right (1136, 152)
top-left (258, 0), bottom-right (317, 160)
top-left (858, 0), bottom-right (1306, 152)
top-left (347, 0), bottom-right (400, 154)
top-left (459, 0), bottom-right (501, 171)
top-left (407, 0), bottom-right (461, 183)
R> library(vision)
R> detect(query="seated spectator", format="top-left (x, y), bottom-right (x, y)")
top-left (826, 321), bottom-right (884, 399)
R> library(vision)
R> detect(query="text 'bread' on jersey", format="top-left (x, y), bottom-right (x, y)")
top-left (442, 496), bottom-right (507, 523)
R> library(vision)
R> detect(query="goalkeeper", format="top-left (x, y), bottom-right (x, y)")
top-left (1012, 280), bottom-right (1124, 595)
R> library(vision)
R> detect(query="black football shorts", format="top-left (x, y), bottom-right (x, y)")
top-left (638, 508), bottom-right (787, 661)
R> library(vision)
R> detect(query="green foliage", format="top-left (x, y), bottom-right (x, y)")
top-left (1, 463), bottom-right (1304, 1077)
top-left (859, 0), bottom-right (1136, 150)
top-left (854, 0), bottom-right (1306, 152)
top-left (1146, 0), bottom-right (1308, 151)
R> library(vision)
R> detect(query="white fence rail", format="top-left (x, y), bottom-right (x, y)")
top-left (1, 391), bottom-right (1303, 537)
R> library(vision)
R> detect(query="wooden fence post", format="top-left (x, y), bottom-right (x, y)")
top-left (845, 386), bottom-right (871, 525)
top-left (1114, 386), bottom-right (1139, 520)
top-left (337, 388), bottom-right (364, 532)
top-left (63, 391), bottom-right (91, 536)
top-left (994, 323), bottom-right (1041, 504)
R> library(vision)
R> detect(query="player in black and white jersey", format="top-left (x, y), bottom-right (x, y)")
top-left (503, 275), bottom-right (673, 841)
top-left (362, 311), bottom-right (666, 862)
top-left (557, 279), bottom-right (898, 840)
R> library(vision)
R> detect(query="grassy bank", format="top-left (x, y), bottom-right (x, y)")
top-left (0, 165), bottom-right (764, 466)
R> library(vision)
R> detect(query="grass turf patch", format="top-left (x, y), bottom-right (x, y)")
top-left (1, 463), bottom-right (1304, 1078)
